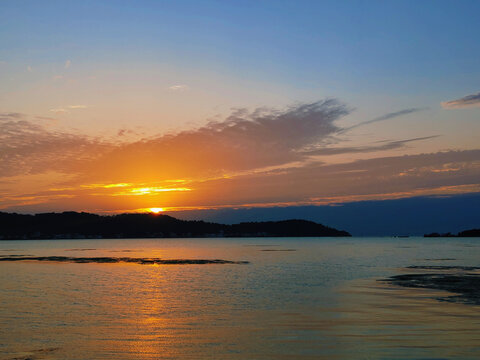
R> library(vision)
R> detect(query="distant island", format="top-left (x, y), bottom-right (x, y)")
top-left (0, 212), bottom-right (351, 240)
top-left (424, 229), bottom-right (480, 237)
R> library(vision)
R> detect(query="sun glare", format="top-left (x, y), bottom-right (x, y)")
top-left (149, 207), bottom-right (164, 214)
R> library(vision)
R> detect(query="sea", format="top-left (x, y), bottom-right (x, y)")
top-left (1, 237), bottom-right (479, 360)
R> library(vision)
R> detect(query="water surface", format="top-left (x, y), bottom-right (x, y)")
top-left (1, 237), bottom-right (479, 359)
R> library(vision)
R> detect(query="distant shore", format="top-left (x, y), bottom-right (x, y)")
top-left (0, 211), bottom-right (351, 240)
top-left (424, 229), bottom-right (480, 237)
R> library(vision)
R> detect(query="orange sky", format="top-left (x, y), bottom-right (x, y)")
top-left (1, 100), bottom-right (479, 214)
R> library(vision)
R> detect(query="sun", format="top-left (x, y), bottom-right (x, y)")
top-left (149, 207), bottom-right (164, 214)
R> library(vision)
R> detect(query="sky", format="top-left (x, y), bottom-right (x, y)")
top-left (1, 0), bottom-right (479, 232)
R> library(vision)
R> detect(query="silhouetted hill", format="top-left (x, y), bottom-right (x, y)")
top-left (424, 229), bottom-right (480, 237)
top-left (0, 212), bottom-right (351, 239)
top-left (228, 219), bottom-right (349, 237)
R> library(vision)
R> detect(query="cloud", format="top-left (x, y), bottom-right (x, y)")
top-left (2, 148), bottom-right (479, 213)
top-left (49, 108), bottom-right (67, 114)
top-left (0, 100), bottom-right (438, 185)
top-left (27, 66), bottom-right (32, 72)
top-left (0, 114), bottom-right (111, 178)
top-left (302, 136), bottom-right (439, 156)
top-left (1, 99), bottom-right (468, 213)
top-left (117, 129), bottom-right (137, 137)
top-left (65, 60), bottom-right (71, 69)
top-left (441, 92), bottom-right (480, 109)
top-left (168, 84), bottom-right (189, 91)
top-left (342, 108), bottom-right (425, 132)
top-left (35, 116), bottom-right (57, 122)
top-left (0, 112), bottom-right (24, 120)
top-left (90, 101), bottom-right (435, 183)
top-left (49, 105), bottom-right (87, 114)
top-left (85, 99), bottom-right (350, 181)
top-left (184, 150), bottom-right (480, 209)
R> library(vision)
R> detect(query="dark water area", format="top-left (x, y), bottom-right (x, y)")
top-left (1, 237), bottom-right (479, 359)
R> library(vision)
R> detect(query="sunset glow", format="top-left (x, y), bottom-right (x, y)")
top-left (128, 187), bottom-right (192, 196)
top-left (0, 0), bottom-right (478, 222)
top-left (149, 208), bottom-right (164, 214)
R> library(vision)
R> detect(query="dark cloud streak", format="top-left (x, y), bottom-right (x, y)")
top-left (442, 91), bottom-right (480, 109)
top-left (302, 135), bottom-right (439, 156)
top-left (341, 108), bottom-right (426, 133)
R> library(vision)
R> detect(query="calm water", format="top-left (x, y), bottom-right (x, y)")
top-left (1, 237), bottom-right (480, 359)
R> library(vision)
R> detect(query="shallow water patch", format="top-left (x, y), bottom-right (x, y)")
top-left (381, 267), bottom-right (480, 305)
top-left (0, 255), bottom-right (249, 265)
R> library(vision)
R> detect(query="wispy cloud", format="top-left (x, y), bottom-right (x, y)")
top-left (49, 108), bottom-right (67, 114)
top-left (86, 99), bottom-right (349, 181)
top-left (0, 113), bottom-right (111, 177)
top-left (1, 100), bottom-right (438, 183)
top-left (64, 60), bottom-right (71, 69)
top-left (342, 108), bottom-right (425, 133)
top-left (168, 84), bottom-right (189, 91)
top-left (1, 99), bottom-right (473, 213)
top-left (35, 116), bottom-right (57, 122)
top-left (49, 105), bottom-right (87, 114)
top-left (185, 150), bottom-right (480, 210)
top-left (8, 149), bottom-right (478, 213)
top-left (27, 65), bottom-right (32, 72)
top-left (0, 112), bottom-right (24, 120)
top-left (441, 92), bottom-right (480, 109)
top-left (158, 183), bottom-right (480, 212)
top-left (302, 135), bottom-right (439, 156)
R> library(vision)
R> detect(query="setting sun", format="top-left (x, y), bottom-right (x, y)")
top-left (149, 207), bottom-right (164, 214)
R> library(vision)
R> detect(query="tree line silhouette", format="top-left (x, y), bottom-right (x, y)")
top-left (0, 211), bottom-right (351, 240)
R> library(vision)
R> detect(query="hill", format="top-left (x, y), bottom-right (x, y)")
top-left (0, 212), bottom-right (351, 240)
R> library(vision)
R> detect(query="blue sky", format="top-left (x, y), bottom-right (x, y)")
top-left (2, 0), bottom-right (479, 91)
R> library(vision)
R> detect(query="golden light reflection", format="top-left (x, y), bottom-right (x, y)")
top-left (78, 182), bottom-right (192, 197)
top-left (81, 183), bottom-right (132, 189)
top-left (126, 187), bottom-right (192, 196)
